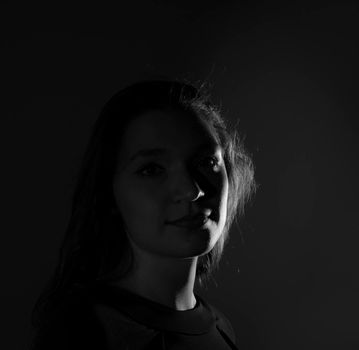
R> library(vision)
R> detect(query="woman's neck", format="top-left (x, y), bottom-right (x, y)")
top-left (112, 249), bottom-right (198, 311)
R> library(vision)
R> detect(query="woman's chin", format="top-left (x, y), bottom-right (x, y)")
top-left (164, 224), bottom-right (219, 257)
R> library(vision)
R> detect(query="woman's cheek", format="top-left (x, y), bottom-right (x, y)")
top-left (116, 184), bottom-right (162, 232)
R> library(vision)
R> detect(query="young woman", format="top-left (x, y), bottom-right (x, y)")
top-left (31, 79), bottom-right (255, 349)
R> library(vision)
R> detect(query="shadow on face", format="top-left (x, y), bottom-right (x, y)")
top-left (112, 108), bottom-right (229, 260)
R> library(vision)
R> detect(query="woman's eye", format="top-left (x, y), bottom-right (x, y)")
top-left (136, 157), bottom-right (220, 177)
top-left (199, 156), bottom-right (220, 170)
top-left (137, 163), bottom-right (164, 177)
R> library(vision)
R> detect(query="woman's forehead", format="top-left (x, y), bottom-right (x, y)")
top-left (120, 109), bottom-right (220, 155)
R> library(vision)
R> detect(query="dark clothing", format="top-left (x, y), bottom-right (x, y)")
top-left (32, 282), bottom-right (238, 349)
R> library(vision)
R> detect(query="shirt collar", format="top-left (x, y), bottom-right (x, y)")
top-left (86, 282), bottom-right (217, 335)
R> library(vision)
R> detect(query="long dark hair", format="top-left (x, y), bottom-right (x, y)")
top-left (31, 78), bottom-right (256, 330)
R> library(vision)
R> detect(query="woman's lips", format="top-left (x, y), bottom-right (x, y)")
top-left (167, 216), bottom-right (210, 229)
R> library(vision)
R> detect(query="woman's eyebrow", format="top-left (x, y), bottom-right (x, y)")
top-left (129, 148), bottom-right (167, 163)
top-left (127, 143), bottom-right (222, 166)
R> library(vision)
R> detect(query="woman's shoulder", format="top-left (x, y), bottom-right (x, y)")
top-left (31, 282), bottom-right (238, 349)
top-left (30, 284), bottom-right (108, 350)
top-left (32, 283), bottom-right (158, 350)
top-left (196, 295), bottom-right (237, 345)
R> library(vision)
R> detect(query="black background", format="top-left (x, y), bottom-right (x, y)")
top-left (3, 1), bottom-right (359, 349)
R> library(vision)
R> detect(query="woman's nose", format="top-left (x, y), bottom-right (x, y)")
top-left (172, 172), bottom-right (205, 203)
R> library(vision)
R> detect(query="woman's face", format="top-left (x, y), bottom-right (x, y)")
top-left (113, 108), bottom-right (229, 259)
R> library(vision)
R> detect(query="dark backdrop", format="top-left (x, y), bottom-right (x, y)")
top-left (3, 1), bottom-right (359, 349)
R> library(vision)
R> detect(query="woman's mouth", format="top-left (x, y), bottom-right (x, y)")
top-left (166, 215), bottom-right (210, 229)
